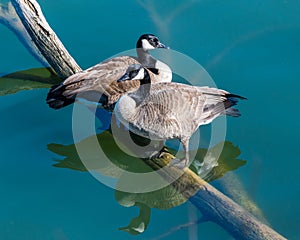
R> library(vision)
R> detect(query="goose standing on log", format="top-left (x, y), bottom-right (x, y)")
top-left (115, 64), bottom-right (246, 168)
top-left (46, 34), bottom-right (171, 109)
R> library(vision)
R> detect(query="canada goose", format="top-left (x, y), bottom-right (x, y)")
top-left (46, 34), bottom-right (171, 110)
top-left (115, 64), bottom-right (246, 167)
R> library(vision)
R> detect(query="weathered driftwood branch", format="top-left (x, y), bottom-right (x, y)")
top-left (11, 0), bottom-right (82, 79)
top-left (9, 0), bottom-right (286, 239)
top-left (0, 2), bottom-right (48, 66)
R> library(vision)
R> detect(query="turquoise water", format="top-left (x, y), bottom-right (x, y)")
top-left (1, 0), bottom-right (300, 239)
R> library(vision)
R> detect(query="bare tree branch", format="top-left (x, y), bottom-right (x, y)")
top-left (0, 2), bottom-right (48, 66)
top-left (11, 0), bottom-right (82, 78)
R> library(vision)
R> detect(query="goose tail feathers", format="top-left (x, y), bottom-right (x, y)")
top-left (46, 84), bottom-right (75, 109)
top-left (224, 93), bottom-right (247, 117)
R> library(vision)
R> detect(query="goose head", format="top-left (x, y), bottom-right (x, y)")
top-left (118, 64), bottom-right (150, 85)
top-left (136, 34), bottom-right (169, 51)
top-left (118, 64), bottom-right (151, 101)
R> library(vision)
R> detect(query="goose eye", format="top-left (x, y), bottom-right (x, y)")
top-left (152, 38), bottom-right (158, 45)
top-left (130, 70), bottom-right (139, 78)
top-left (149, 37), bottom-right (158, 45)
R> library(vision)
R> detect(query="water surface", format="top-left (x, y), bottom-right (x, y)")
top-left (0, 0), bottom-right (299, 239)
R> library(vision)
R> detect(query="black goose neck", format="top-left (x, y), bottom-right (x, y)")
top-left (140, 70), bottom-right (151, 86)
top-left (132, 69), bottom-right (151, 106)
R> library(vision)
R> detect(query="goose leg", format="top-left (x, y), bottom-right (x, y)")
top-left (169, 138), bottom-right (190, 169)
top-left (182, 138), bottom-right (190, 166)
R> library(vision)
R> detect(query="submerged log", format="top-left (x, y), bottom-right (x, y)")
top-left (146, 155), bottom-right (285, 239)
top-left (8, 0), bottom-right (286, 239)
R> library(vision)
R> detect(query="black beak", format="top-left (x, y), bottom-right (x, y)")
top-left (117, 73), bottom-right (131, 83)
top-left (157, 41), bottom-right (170, 49)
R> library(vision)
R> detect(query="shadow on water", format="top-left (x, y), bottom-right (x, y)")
top-left (48, 129), bottom-right (246, 235)
top-left (0, 67), bottom-right (61, 96)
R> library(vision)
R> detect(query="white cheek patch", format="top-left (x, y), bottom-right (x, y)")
top-left (141, 39), bottom-right (155, 50)
top-left (132, 68), bottom-right (145, 80)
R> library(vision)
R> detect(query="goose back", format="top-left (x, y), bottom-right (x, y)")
top-left (47, 56), bottom-right (170, 109)
top-left (115, 82), bottom-right (234, 140)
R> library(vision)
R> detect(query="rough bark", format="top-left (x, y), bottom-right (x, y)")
top-left (11, 0), bottom-right (82, 79)
top-left (0, 2), bottom-right (48, 66)
top-left (7, 0), bottom-right (287, 239)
